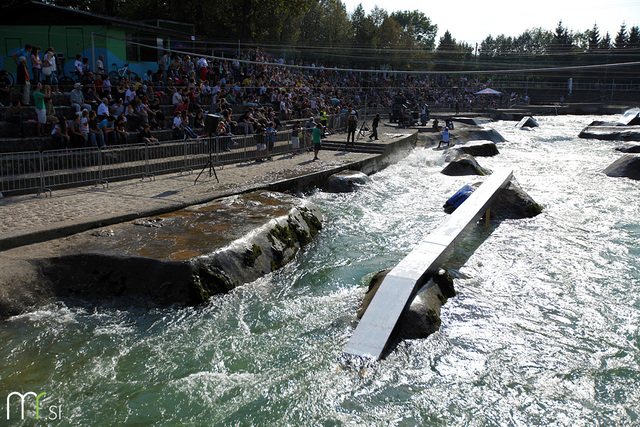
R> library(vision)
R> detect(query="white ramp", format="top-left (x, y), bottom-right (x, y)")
top-left (343, 169), bottom-right (513, 360)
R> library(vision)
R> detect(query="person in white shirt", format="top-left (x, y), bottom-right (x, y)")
top-left (172, 89), bottom-right (182, 106)
top-left (95, 54), bottom-right (105, 76)
top-left (124, 86), bottom-right (136, 105)
top-left (97, 98), bottom-right (109, 118)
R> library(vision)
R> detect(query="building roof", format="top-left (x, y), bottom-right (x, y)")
top-left (0, 1), bottom-right (193, 38)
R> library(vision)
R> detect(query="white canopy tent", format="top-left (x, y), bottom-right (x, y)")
top-left (474, 88), bottom-right (502, 95)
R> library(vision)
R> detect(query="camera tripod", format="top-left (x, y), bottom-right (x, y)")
top-left (194, 134), bottom-right (220, 184)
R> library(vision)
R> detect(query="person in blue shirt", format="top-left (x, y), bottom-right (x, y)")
top-left (98, 115), bottom-right (117, 146)
top-left (437, 127), bottom-right (451, 149)
top-left (265, 122), bottom-right (276, 160)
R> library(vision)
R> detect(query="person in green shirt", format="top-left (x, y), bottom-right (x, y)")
top-left (32, 82), bottom-right (50, 136)
top-left (312, 122), bottom-right (323, 161)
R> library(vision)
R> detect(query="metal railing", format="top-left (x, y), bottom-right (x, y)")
top-left (0, 111), bottom-right (356, 196)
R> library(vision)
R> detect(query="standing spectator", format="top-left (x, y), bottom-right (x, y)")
top-left (0, 70), bottom-right (12, 106)
top-left (73, 54), bottom-right (83, 80)
top-left (70, 83), bottom-right (91, 112)
top-left (291, 122), bottom-right (301, 155)
top-left (346, 110), bottom-right (357, 144)
top-left (312, 122), bottom-right (323, 160)
top-left (42, 49), bottom-right (60, 94)
top-left (369, 113), bottom-right (380, 140)
top-left (32, 82), bottom-right (48, 136)
top-left (102, 75), bottom-right (112, 98)
top-left (31, 46), bottom-right (42, 84)
top-left (17, 56), bottom-right (30, 106)
top-left (12, 44), bottom-right (31, 66)
top-left (95, 54), bottom-right (106, 76)
top-left (265, 121), bottom-right (276, 160)
top-left (5, 99), bottom-right (25, 138)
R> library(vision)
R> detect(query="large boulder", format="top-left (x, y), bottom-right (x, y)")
top-left (324, 170), bottom-right (371, 193)
top-left (454, 140), bottom-right (500, 157)
top-left (441, 154), bottom-right (491, 176)
top-left (0, 191), bottom-right (323, 318)
top-left (358, 269), bottom-right (456, 340)
top-left (443, 181), bottom-right (543, 219)
top-left (615, 144), bottom-right (640, 154)
top-left (467, 128), bottom-right (506, 143)
top-left (603, 154), bottom-right (640, 180)
top-left (579, 124), bottom-right (640, 141)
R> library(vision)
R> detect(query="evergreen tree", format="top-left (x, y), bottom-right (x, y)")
top-left (615, 23), bottom-right (628, 49)
top-left (588, 24), bottom-right (600, 51)
top-left (599, 32), bottom-right (612, 50)
top-left (627, 25), bottom-right (640, 49)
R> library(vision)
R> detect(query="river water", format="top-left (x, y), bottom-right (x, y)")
top-left (1, 115), bottom-right (639, 426)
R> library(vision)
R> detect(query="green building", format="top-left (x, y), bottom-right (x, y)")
top-left (1, 1), bottom-right (194, 79)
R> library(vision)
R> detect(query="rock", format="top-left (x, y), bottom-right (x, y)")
top-left (579, 125), bottom-right (640, 141)
top-left (467, 128), bottom-right (506, 143)
top-left (454, 141), bottom-right (500, 157)
top-left (0, 191), bottom-right (324, 317)
top-left (603, 154), bottom-right (640, 180)
top-left (133, 218), bottom-right (164, 227)
top-left (441, 154), bottom-right (491, 176)
top-left (516, 116), bottom-right (539, 128)
top-left (324, 170), bottom-right (371, 193)
top-left (488, 181), bottom-right (543, 219)
top-left (615, 144), bottom-right (640, 154)
top-left (358, 269), bottom-right (455, 340)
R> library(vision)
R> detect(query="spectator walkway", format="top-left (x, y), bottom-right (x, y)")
top-left (0, 125), bottom-right (415, 251)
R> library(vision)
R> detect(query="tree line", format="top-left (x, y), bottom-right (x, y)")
top-left (22, 0), bottom-right (640, 82)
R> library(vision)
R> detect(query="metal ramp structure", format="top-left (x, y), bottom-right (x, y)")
top-left (343, 169), bottom-right (514, 360)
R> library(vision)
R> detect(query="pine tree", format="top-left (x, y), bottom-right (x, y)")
top-left (628, 26), bottom-right (640, 50)
top-left (615, 23), bottom-right (628, 49)
top-left (588, 24), bottom-right (600, 51)
top-left (600, 32), bottom-right (612, 50)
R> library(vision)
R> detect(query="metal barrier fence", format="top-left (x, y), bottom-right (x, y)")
top-left (0, 110), bottom-right (357, 196)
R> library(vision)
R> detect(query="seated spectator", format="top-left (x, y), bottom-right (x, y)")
top-left (87, 110), bottom-right (105, 148)
top-left (44, 96), bottom-right (58, 126)
top-left (51, 119), bottom-right (70, 148)
top-left (115, 115), bottom-right (129, 144)
top-left (5, 99), bottom-right (25, 138)
top-left (149, 98), bottom-right (165, 129)
top-left (109, 98), bottom-right (125, 118)
top-left (69, 112), bottom-right (86, 147)
top-left (140, 123), bottom-right (158, 144)
top-left (97, 98), bottom-right (109, 119)
top-left (172, 110), bottom-right (183, 139)
top-left (70, 83), bottom-right (91, 112)
top-left (98, 115), bottom-right (117, 146)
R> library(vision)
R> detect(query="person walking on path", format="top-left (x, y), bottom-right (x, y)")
top-left (369, 113), bottom-right (380, 140)
top-left (312, 122), bottom-right (323, 161)
top-left (346, 110), bottom-right (357, 144)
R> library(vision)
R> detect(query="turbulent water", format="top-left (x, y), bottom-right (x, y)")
top-left (2, 116), bottom-right (639, 426)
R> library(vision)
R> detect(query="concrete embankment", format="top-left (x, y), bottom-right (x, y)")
top-left (0, 126), bottom-right (418, 318)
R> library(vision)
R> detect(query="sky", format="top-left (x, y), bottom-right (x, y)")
top-left (341, 0), bottom-right (640, 46)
